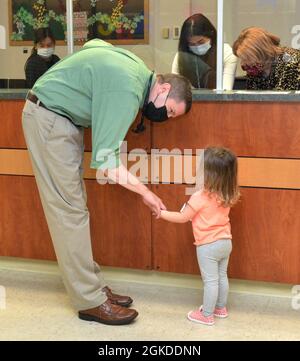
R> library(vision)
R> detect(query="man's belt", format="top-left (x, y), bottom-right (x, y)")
top-left (26, 91), bottom-right (75, 124)
top-left (26, 91), bottom-right (48, 110)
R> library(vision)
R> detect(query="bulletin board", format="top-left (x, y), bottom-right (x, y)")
top-left (9, 0), bottom-right (149, 46)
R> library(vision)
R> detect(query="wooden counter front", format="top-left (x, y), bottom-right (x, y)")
top-left (0, 98), bottom-right (300, 284)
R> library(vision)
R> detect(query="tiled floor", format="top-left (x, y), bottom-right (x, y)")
top-left (0, 264), bottom-right (299, 341)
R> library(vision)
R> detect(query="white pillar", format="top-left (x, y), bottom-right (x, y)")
top-left (0, 25), bottom-right (6, 49)
top-left (216, 0), bottom-right (224, 90)
top-left (66, 0), bottom-right (74, 54)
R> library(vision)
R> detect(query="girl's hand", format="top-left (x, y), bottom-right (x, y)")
top-left (142, 189), bottom-right (166, 219)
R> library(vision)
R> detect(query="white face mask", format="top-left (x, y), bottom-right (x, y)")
top-left (189, 41), bottom-right (211, 56)
top-left (37, 47), bottom-right (54, 58)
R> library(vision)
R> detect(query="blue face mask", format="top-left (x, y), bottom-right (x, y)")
top-left (189, 41), bottom-right (211, 56)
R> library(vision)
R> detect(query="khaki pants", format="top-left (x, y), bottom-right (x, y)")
top-left (22, 99), bottom-right (107, 311)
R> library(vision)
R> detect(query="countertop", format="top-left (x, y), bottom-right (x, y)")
top-left (1, 88), bottom-right (300, 102)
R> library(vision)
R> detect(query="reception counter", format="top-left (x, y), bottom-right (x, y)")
top-left (1, 89), bottom-right (300, 284)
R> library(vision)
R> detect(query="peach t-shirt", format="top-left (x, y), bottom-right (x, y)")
top-left (188, 190), bottom-right (232, 246)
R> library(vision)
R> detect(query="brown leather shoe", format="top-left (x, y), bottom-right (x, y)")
top-left (102, 286), bottom-right (133, 307)
top-left (78, 299), bottom-right (138, 325)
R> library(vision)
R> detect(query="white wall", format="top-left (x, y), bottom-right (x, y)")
top-left (152, 0), bottom-right (191, 74)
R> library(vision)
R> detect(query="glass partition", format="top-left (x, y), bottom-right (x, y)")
top-left (224, 0), bottom-right (300, 90)
top-left (1, 0), bottom-right (300, 90)
top-left (170, 0), bottom-right (218, 90)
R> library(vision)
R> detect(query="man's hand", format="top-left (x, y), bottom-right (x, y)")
top-left (142, 190), bottom-right (166, 218)
top-left (104, 164), bottom-right (166, 217)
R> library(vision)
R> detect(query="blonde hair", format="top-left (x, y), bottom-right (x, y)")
top-left (204, 147), bottom-right (240, 207)
top-left (232, 27), bottom-right (283, 67)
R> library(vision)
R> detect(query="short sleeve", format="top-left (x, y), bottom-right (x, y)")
top-left (187, 190), bottom-right (205, 213)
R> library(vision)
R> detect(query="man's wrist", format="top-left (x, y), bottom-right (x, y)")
top-left (136, 183), bottom-right (150, 197)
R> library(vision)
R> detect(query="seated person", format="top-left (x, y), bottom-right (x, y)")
top-left (233, 27), bottom-right (300, 90)
top-left (172, 14), bottom-right (237, 90)
top-left (25, 28), bottom-right (60, 88)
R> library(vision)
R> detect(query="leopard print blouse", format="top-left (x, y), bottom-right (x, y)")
top-left (246, 47), bottom-right (300, 90)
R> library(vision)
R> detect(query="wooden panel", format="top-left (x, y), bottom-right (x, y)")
top-left (1, 173), bottom-right (299, 282)
top-left (3, 99), bottom-right (300, 158)
top-left (152, 184), bottom-right (199, 274)
top-left (229, 188), bottom-right (300, 284)
top-left (238, 158), bottom-right (300, 189)
top-left (3, 149), bottom-right (300, 190)
top-left (0, 149), bottom-right (97, 178)
top-left (152, 102), bottom-right (300, 158)
top-left (86, 180), bottom-right (152, 270)
top-left (0, 175), bottom-right (55, 260)
top-left (149, 155), bottom-right (300, 189)
top-left (0, 100), bottom-right (27, 148)
top-left (0, 100), bottom-right (150, 152)
top-left (0, 175), bottom-right (151, 270)
top-left (0, 149), bottom-right (33, 176)
top-left (0, 149), bottom-right (148, 181)
top-left (152, 185), bottom-right (300, 283)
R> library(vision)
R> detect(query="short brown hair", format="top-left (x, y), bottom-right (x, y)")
top-left (204, 147), bottom-right (240, 207)
top-left (158, 73), bottom-right (192, 114)
top-left (232, 27), bottom-right (282, 66)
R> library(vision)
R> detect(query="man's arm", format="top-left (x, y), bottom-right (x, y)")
top-left (105, 164), bottom-right (166, 218)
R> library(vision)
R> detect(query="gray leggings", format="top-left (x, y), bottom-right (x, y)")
top-left (196, 239), bottom-right (232, 317)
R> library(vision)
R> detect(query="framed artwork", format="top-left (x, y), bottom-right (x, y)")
top-left (9, 0), bottom-right (149, 46)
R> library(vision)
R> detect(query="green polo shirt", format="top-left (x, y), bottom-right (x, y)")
top-left (32, 39), bottom-right (153, 169)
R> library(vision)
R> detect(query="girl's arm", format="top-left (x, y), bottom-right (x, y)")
top-left (160, 203), bottom-right (196, 223)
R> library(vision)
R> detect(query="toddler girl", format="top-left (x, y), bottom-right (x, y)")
top-left (160, 147), bottom-right (240, 325)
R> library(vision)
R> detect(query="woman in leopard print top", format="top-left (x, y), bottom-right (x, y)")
top-left (233, 27), bottom-right (300, 90)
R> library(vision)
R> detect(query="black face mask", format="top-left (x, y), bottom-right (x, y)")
top-left (143, 93), bottom-right (169, 122)
top-left (133, 71), bottom-right (169, 133)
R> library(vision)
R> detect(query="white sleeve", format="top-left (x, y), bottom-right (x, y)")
top-left (222, 43), bottom-right (238, 90)
top-left (171, 52), bottom-right (180, 74)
